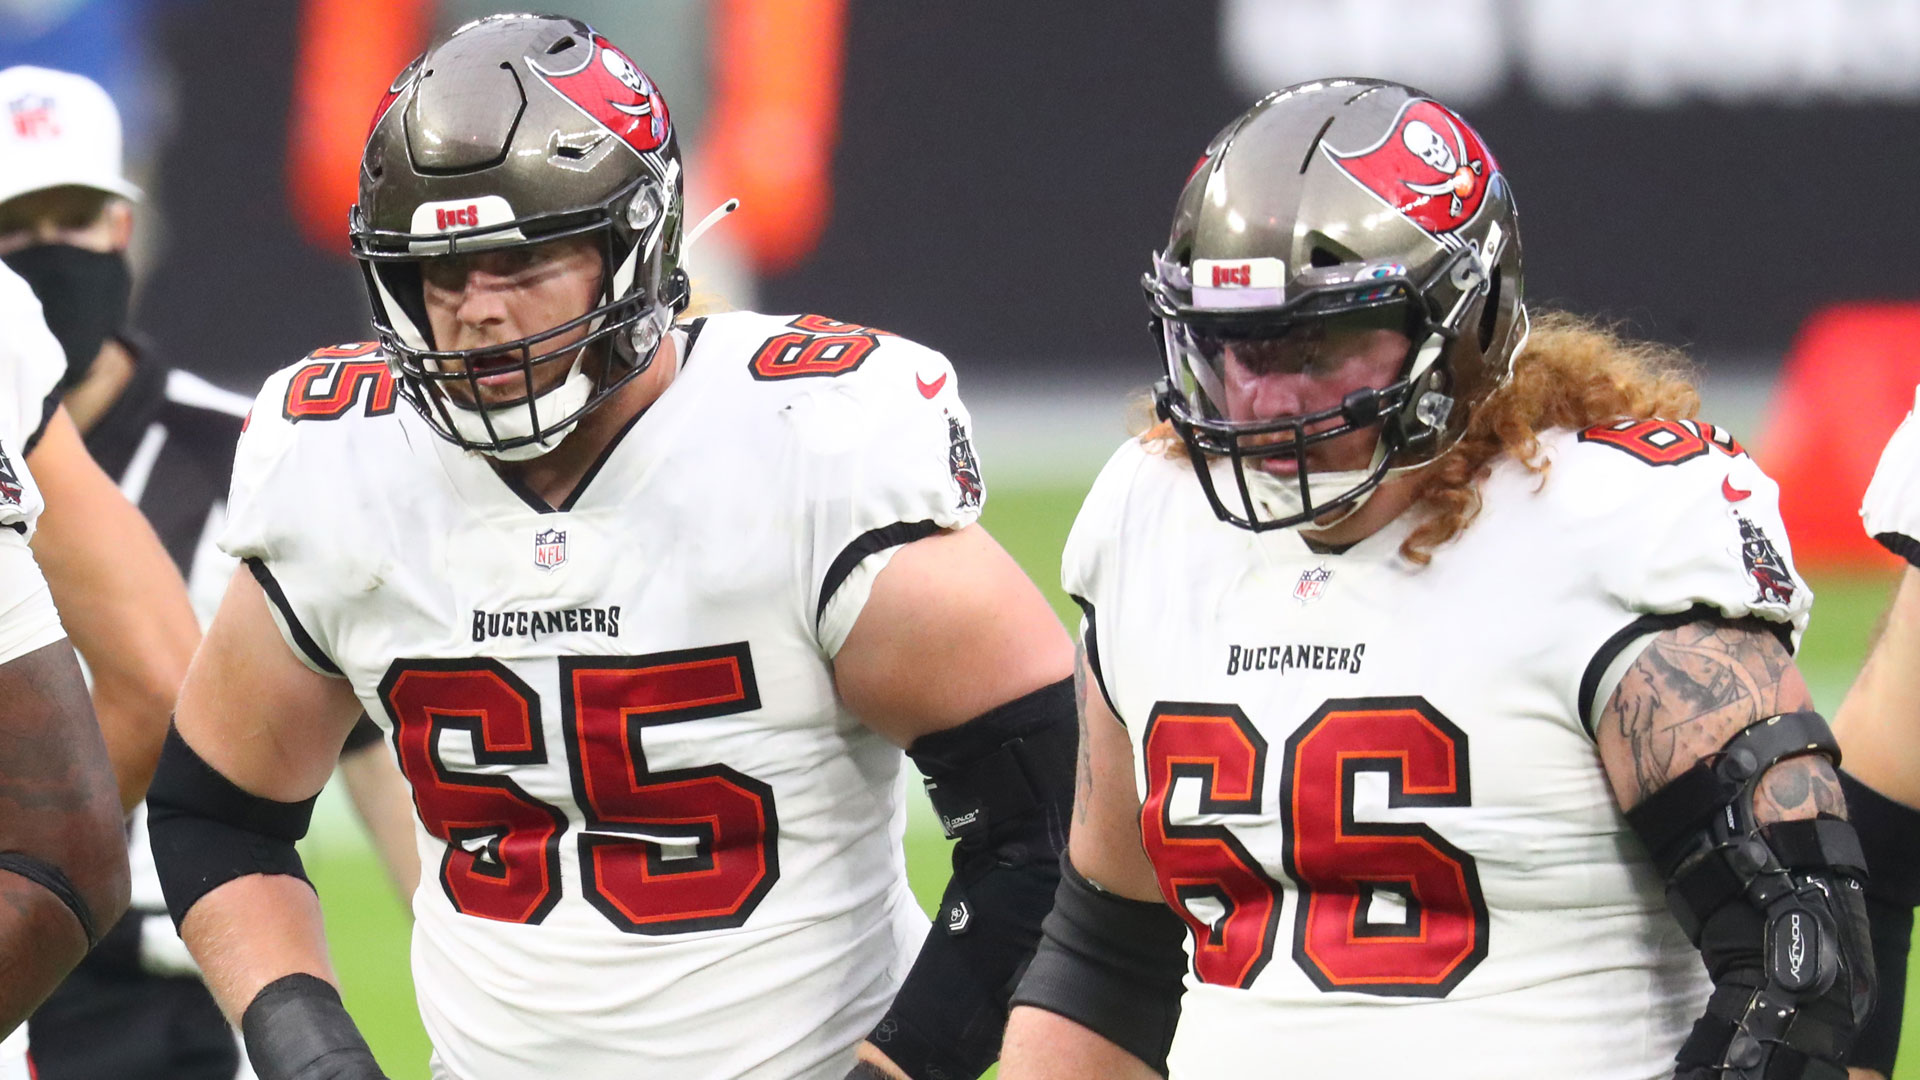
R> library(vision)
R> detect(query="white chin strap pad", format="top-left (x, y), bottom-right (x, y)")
top-left (1228, 440), bottom-right (1391, 530)
top-left (444, 356), bottom-right (596, 461)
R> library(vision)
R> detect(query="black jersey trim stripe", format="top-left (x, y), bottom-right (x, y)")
top-left (498, 470), bottom-right (556, 515)
top-left (816, 520), bottom-right (941, 624)
top-left (244, 557), bottom-right (343, 676)
top-left (496, 404), bottom-right (647, 514)
top-left (22, 392), bottom-right (58, 456)
top-left (1577, 602), bottom-right (1795, 737)
top-left (556, 318), bottom-right (707, 511)
top-left (496, 324), bottom-right (704, 515)
top-left (558, 405), bottom-right (650, 513)
top-left (1069, 595), bottom-right (1124, 727)
top-left (1874, 531), bottom-right (1920, 570)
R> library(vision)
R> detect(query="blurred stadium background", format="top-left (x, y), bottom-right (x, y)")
top-left (7, 0), bottom-right (1920, 1075)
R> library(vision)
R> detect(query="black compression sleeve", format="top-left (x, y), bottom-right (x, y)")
top-left (147, 724), bottom-right (317, 928)
top-left (1010, 857), bottom-right (1187, 1076)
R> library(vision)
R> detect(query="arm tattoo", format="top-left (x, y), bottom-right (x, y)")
top-left (1596, 619), bottom-right (1839, 820)
top-left (1073, 635), bottom-right (1093, 824)
top-left (1754, 755), bottom-right (1845, 823)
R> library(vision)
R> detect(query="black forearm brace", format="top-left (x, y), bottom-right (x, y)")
top-left (241, 973), bottom-right (386, 1080)
top-left (0, 851), bottom-right (98, 946)
top-left (868, 678), bottom-right (1076, 1080)
top-left (146, 723), bottom-right (318, 929)
top-left (1009, 855), bottom-right (1188, 1076)
top-left (1838, 769), bottom-right (1920, 1075)
top-left (1626, 712), bottom-right (1874, 1080)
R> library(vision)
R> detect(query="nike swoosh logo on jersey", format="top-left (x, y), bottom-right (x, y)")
top-left (917, 373), bottom-right (947, 399)
top-left (1722, 476), bottom-right (1752, 502)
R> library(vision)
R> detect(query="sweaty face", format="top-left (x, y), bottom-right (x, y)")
top-left (420, 235), bottom-right (604, 407)
top-left (1219, 321), bottom-right (1411, 476)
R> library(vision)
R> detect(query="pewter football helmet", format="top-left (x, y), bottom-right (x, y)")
top-left (351, 13), bottom-right (686, 459)
top-left (1146, 79), bottom-right (1527, 530)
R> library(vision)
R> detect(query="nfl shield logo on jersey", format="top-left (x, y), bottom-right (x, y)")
top-left (533, 528), bottom-right (567, 571)
top-left (1294, 564), bottom-right (1333, 604)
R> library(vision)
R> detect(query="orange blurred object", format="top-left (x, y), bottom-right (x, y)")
top-left (701, 0), bottom-right (848, 275)
top-left (285, 1), bottom-right (847, 272)
top-left (1759, 303), bottom-right (1920, 571)
top-left (287, 0), bottom-right (433, 256)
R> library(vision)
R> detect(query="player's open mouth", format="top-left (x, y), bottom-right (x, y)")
top-left (465, 354), bottom-right (524, 386)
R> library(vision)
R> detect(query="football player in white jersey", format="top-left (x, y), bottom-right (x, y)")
top-left (1000, 81), bottom-right (1873, 1080)
top-left (147, 14), bottom-right (1075, 1080)
top-left (1828, 399), bottom-right (1920, 1080)
top-left (0, 261), bottom-right (131, 1070)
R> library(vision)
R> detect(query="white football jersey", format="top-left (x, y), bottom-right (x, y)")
top-left (1064, 419), bottom-right (1809, 1080)
top-left (0, 261), bottom-right (59, 538)
top-left (1862, 385), bottom-right (1920, 564)
top-left (220, 312), bottom-right (987, 1079)
top-left (0, 255), bottom-right (65, 1076)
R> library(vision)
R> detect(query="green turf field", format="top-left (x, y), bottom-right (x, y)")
top-left (304, 478), bottom-right (1915, 1078)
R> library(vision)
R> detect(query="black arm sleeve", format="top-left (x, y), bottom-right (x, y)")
top-left (147, 724), bottom-right (317, 929)
top-left (1009, 856), bottom-right (1188, 1076)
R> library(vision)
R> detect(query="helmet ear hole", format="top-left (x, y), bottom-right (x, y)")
top-left (1310, 246), bottom-right (1343, 269)
top-left (1477, 266), bottom-right (1503, 352)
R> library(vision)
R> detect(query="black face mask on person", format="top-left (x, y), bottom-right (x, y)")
top-left (1, 244), bottom-right (132, 389)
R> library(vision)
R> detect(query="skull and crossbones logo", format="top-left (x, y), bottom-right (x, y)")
top-left (1400, 118), bottom-right (1484, 218)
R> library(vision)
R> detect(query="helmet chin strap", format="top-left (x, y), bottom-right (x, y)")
top-left (444, 344), bottom-right (598, 461)
top-left (1251, 330), bottom-right (1452, 532)
top-left (1232, 439), bottom-right (1391, 533)
top-left (451, 303), bottom-right (680, 462)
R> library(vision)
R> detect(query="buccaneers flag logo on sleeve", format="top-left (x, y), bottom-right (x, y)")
top-left (531, 36), bottom-right (672, 156)
top-left (0, 445), bottom-right (21, 507)
top-left (1324, 99), bottom-right (1498, 236)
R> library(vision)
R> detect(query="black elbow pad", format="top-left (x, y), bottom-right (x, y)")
top-left (147, 723), bottom-right (318, 928)
top-left (869, 678), bottom-right (1077, 1080)
top-left (1626, 712), bottom-right (1874, 1079)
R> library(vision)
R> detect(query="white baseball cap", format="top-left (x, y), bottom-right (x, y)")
top-left (0, 65), bottom-right (143, 207)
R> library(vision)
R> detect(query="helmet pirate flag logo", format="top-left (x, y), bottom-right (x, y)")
top-left (530, 36), bottom-right (671, 155)
top-left (1324, 99), bottom-right (1497, 235)
top-left (0, 446), bottom-right (21, 507)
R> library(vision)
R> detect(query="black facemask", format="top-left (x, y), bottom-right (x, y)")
top-left (2, 244), bottom-right (132, 389)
